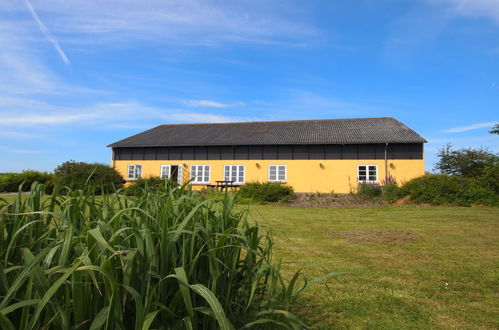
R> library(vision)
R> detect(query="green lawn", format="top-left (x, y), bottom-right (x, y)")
top-left (248, 205), bottom-right (499, 329)
top-left (1, 192), bottom-right (497, 328)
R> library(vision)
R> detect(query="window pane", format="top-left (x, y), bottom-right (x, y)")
top-left (204, 166), bottom-right (210, 182)
top-left (269, 165), bottom-right (276, 181)
top-left (238, 166), bottom-right (244, 183)
top-left (278, 166), bottom-right (286, 181)
top-left (229, 166), bottom-right (234, 180)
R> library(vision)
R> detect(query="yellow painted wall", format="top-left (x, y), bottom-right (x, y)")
top-left (113, 159), bottom-right (424, 193)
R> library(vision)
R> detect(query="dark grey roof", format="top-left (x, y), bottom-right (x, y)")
top-left (108, 117), bottom-right (426, 147)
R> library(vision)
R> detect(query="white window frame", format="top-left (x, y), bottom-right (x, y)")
top-left (357, 164), bottom-right (378, 184)
top-left (268, 165), bottom-right (287, 183)
top-left (160, 165), bottom-right (171, 179)
top-left (190, 165), bottom-right (210, 184)
top-left (127, 164), bottom-right (142, 180)
top-left (223, 165), bottom-right (245, 184)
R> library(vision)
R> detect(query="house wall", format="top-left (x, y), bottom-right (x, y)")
top-left (113, 158), bottom-right (425, 193)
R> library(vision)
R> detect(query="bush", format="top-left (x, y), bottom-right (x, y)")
top-left (399, 174), bottom-right (498, 206)
top-left (0, 182), bottom-right (320, 329)
top-left (382, 182), bottom-right (406, 203)
top-left (124, 176), bottom-right (176, 195)
top-left (54, 161), bottom-right (123, 194)
top-left (239, 182), bottom-right (295, 202)
top-left (472, 164), bottom-right (499, 194)
top-left (0, 170), bottom-right (54, 193)
top-left (356, 184), bottom-right (382, 199)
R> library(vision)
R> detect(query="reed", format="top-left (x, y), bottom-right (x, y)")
top-left (0, 182), bottom-right (309, 329)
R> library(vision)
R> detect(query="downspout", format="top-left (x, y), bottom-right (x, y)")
top-left (384, 143), bottom-right (388, 184)
top-left (110, 148), bottom-right (115, 168)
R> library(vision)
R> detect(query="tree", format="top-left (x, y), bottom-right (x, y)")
top-left (490, 123), bottom-right (499, 135)
top-left (434, 144), bottom-right (499, 177)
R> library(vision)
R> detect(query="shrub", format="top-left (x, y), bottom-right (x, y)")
top-left (124, 176), bottom-right (176, 195)
top-left (399, 174), bottom-right (498, 206)
top-left (382, 182), bottom-right (406, 203)
top-left (239, 182), bottom-right (295, 202)
top-left (54, 160), bottom-right (123, 194)
top-left (472, 164), bottom-right (499, 194)
top-left (0, 182), bottom-right (325, 329)
top-left (0, 170), bottom-right (54, 193)
top-left (356, 184), bottom-right (382, 199)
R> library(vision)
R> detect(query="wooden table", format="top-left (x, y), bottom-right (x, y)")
top-left (215, 180), bottom-right (236, 191)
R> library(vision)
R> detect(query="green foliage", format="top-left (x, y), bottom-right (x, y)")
top-left (54, 160), bottom-right (123, 194)
top-left (489, 123), bottom-right (499, 135)
top-left (398, 174), bottom-right (498, 206)
top-left (472, 163), bottom-right (499, 194)
top-left (238, 182), bottom-right (295, 203)
top-left (434, 144), bottom-right (499, 177)
top-left (382, 182), bottom-right (406, 203)
top-left (124, 176), bottom-right (177, 195)
top-left (0, 171), bottom-right (54, 193)
top-left (356, 184), bottom-right (382, 199)
top-left (0, 183), bottom-right (316, 329)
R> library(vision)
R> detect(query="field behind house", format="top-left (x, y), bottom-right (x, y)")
top-left (249, 205), bottom-right (498, 329)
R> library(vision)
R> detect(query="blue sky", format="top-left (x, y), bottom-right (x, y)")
top-left (0, 0), bottom-right (498, 172)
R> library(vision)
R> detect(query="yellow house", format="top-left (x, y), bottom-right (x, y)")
top-left (108, 117), bottom-right (426, 193)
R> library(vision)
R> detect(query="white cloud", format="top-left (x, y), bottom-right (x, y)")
top-left (428, 0), bottom-right (499, 23)
top-left (169, 111), bottom-right (235, 123)
top-left (0, 146), bottom-right (45, 154)
top-left (1, 0), bottom-right (317, 47)
top-left (186, 100), bottom-right (231, 108)
top-left (443, 121), bottom-right (498, 133)
top-left (0, 130), bottom-right (41, 139)
top-left (0, 98), bottom-right (244, 127)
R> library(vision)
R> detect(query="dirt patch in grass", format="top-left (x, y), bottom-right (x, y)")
top-left (321, 229), bottom-right (420, 243)
top-left (288, 193), bottom-right (386, 208)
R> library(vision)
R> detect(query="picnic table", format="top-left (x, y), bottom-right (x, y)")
top-left (213, 180), bottom-right (239, 191)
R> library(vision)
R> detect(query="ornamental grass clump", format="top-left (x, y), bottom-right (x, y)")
top-left (0, 182), bottom-right (311, 329)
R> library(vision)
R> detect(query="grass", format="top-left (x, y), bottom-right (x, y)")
top-left (1, 191), bottom-right (497, 329)
top-left (248, 205), bottom-right (499, 329)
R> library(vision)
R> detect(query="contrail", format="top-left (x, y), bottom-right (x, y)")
top-left (23, 0), bottom-right (70, 65)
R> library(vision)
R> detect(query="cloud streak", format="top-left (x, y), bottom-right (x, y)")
top-left (185, 100), bottom-right (246, 108)
top-left (0, 99), bottom-right (248, 127)
top-left (428, 0), bottom-right (499, 23)
top-left (23, 0), bottom-right (70, 64)
top-left (443, 121), bottom-right (498, 133)
top-left (4, 0), bottom-right (318, 47)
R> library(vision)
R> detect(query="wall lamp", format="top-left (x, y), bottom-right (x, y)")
top-left (255, 163), bottom-right (261, 168)
top-left (319, 163), bottom-right (325, 169)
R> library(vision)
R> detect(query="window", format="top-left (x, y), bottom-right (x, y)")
top-left (268, 165), bottom-right (286, 182)
top-left (160, 165), bottom-right (170, 179)
top-left (224, 165), bottom-right (245, 184)
top-left (190, 165), bottom-right (210, 184)
top-left (358, 165), bottom-right (377, 183)
top-left (127, 164), bottom-right (142, 180)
